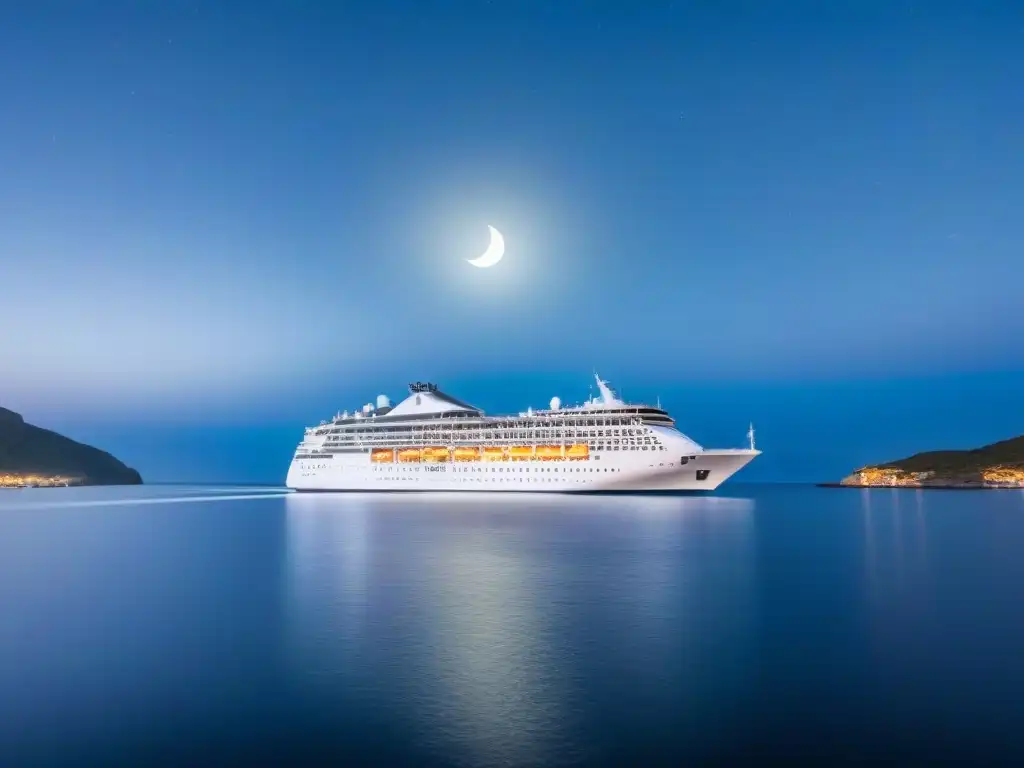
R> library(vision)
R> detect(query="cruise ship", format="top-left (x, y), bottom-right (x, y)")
top-left (286, 376), bottom-right (759, 493)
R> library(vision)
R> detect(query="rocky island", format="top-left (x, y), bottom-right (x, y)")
top-left (826, 433), bottom-right (1024, 489)
top-left (0, 407), bottom-right (142, 488)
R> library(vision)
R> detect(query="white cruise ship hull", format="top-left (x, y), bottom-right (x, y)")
top-left (286, 449), bottom-right (759, 493)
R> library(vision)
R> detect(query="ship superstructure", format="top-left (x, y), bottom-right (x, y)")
top-left (286, 376), bottom-right (759, 492)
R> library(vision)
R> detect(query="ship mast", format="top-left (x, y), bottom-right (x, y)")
top-left (747, 422), bottom-right (756, 451)
top-left (593, 373), bottom-right (623, 407)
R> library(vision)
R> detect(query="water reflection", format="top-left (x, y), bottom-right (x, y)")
top-left (284, 493), bottom-right (371, 684)
top-left (284, 492), bottom-right (757, 765)
top-left (861, 489), bottom-right (877, 590)
top-left (854, 488), bottom-right (1024, 756)
top-left (285, 493), bottom-right (573, 765)
top-left (596, 494), bottom-right (758, 744)
top-left (7, 485), bottom-right (1024, 764)
top-left (860, 490), bottom-right (932, 606)
top-left (914, 489), bottom-right (928, 575)
top-left (411, 509), bottom-right (567, 765)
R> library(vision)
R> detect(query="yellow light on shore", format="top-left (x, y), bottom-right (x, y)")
top-left (842, 465), bottom-right (1024, 488)
top-left (982, 467), bottom-right (1024, 485)
top-left (0, 473), bottom-right (81, 488)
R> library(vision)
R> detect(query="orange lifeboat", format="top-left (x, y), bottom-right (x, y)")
top-left (397, 448), bottom-right (421, 463)
top-left (509, 446), bottom-right (534, 461)
top-left (482, 447), bottom-right (507, 461)
top-left (453, 447), bottom-right (480, 462)
top-left (536, 445), bottom-right (565, 461)
top-left (421, 446), bottom-right (450, 463)
top-left (565, 444), bottom-right (589, 460)
top-left (371, 448), bottom-right (395, 463)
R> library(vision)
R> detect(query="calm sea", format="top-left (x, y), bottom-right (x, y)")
top-left (1, 484), bottom-right (1023, 766)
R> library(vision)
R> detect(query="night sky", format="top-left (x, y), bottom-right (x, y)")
top-left (2, 1), bottom-right (1022, 483)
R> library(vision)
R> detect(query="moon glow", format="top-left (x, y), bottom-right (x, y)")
top-left (467, 225), bottom-right (505, 268)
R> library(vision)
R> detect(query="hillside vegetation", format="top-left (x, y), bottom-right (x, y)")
top-left (837, 434), bottom-right (1024, 488)
top-left (0, 408), bottom-right (142, 487)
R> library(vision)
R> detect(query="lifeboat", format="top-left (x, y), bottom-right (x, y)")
top-left (421, 446), bottom-right (450, 462)
top-left (371, 448), bottom-right (395, 463)
top-left (565, 444), bottom-right (589, 460)
top-left (397, 449), bottom-right (421, 463)
top-left (482, 447), bottom-right (507, 461)
top-left (453, 447), bottom-right (480, 462)
top-left (509, 446), bottom-right (534, 461)
top-left (536, 445), bottom-right (565, 461)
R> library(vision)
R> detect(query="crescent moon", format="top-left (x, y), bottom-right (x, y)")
top-left (467, 225), bottom-right (505, 268)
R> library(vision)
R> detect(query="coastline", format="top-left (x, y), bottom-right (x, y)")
top-left (822, 455), bottom-right (1024, 491)
top-left (0, 473), bottom-right (143, 489)
top-left (1, 407), bottom-right (143, 488)
top-left (816, 482), bottom-right (1021, 491)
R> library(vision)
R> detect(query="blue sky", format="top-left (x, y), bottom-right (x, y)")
top-left (2, 1), bottom-right (1022, 483)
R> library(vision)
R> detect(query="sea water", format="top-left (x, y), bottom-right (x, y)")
top-left (1, 484), bottom-right (1023, 765)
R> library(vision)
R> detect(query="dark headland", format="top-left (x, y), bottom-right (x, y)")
top-left (0, 407), bottom-right (142, 488)
top-left (821, 434), bottom-right (1024, 489)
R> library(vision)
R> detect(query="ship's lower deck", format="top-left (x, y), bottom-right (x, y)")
top-left (286, 449), bottom-right (758, 493)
